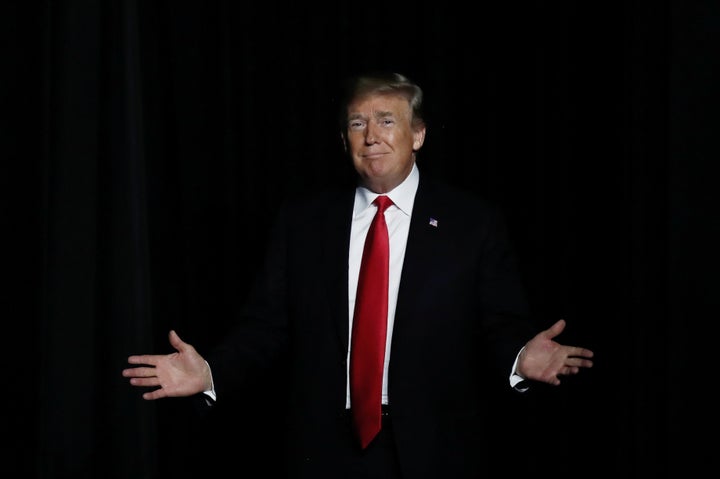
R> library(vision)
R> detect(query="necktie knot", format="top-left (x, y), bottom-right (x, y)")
top-left (374, 195), bottom-right (392, 214)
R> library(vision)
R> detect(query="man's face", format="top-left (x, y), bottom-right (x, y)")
top-left (344, 93), bottom-right (425, 193)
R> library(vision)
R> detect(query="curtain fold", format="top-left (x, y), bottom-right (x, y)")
top-left (38, 1), bottom-right (157, 477)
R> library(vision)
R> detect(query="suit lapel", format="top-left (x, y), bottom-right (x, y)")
top-left (394, 180), bottom-right (445, 333)
top-left (317, 189), bottom-right (356, 354)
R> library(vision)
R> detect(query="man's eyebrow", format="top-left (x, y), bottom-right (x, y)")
top-left (373, 111), bottom-right (393, 119)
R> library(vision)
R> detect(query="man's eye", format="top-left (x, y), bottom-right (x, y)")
top-left (382, 119), bottom-right (395, 126)
top-left (349, 121), bottom-right (365, 130)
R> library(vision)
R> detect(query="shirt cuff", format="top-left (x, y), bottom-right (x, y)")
top-left (203, 360), bottom-right (217, 402)
top-left (509, 347), bottom-right (529, 392)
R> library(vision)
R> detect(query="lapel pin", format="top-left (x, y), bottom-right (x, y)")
top-left (428, 218), bottom-right (438, 227)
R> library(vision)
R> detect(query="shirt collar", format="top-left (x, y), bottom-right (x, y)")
top-left (354, 163), bottom-right (419, 218)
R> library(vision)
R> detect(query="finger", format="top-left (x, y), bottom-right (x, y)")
top-left (563, 358), bottom-right (593, 373)
top-left (128, 377), bottom-right (160, 387)
top-left (565, 354), bottom-right (593, 366)
top-left (575, 358), bottom-right (594, 368)
top-left (142, 389), bottom-right (168, 401)
top-left (122, 366), bottom-right (157, 378)
top-left (576, 347), bottom-right (594, 358)
top-left (568, 347), bottom-right (595, 359)
top-left (127, 355), bottom-right (159, 366)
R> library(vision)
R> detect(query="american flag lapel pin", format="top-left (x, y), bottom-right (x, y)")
top-left (428, 217), bottom-right (438, 227)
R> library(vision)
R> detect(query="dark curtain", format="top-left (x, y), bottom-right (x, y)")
top-left (5, 0), bottom-right (717, 477)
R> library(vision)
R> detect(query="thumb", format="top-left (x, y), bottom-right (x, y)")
top-left (545, 318), bottom-right (566, 340)
top-left (168, 330), bottom-right (186, 352)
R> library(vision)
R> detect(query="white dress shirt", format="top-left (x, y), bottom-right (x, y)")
top-left (345, 163), bottom-right (419, 408)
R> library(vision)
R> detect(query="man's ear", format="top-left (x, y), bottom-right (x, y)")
top-left (412, 126), bottom-right (426, 152)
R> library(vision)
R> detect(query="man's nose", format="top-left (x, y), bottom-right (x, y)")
top-left (365, 124), bottom-right (378, 144)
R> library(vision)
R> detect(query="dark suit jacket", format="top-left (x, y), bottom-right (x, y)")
top-left (208, 175), bottom-right (534, 478)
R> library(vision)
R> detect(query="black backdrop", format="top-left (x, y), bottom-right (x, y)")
top-left (5, 1), bottom-right (718, 478)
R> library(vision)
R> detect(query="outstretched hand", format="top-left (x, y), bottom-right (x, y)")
top-left (517, 319), bottom-right (594, 386)
top-left (122, 330), bottom-right (212, 400)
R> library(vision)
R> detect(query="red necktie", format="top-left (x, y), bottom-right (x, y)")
top-left (350, 195), bottom-right (393, 449)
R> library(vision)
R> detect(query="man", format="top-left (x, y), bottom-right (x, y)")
top-left (123, 72), bottom-right (594, 478)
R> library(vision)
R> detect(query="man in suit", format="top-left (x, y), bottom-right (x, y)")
top-left (123, 72), bottom-right (594, 478)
